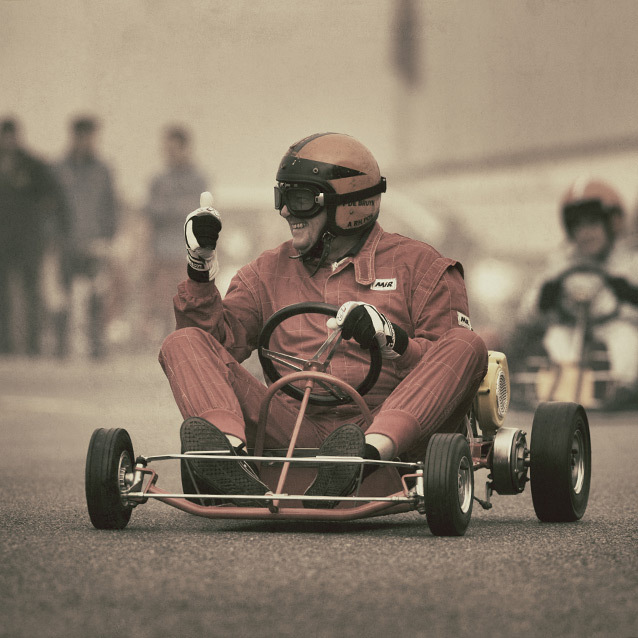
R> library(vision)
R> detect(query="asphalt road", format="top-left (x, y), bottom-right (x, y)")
top-left (1, 354), bottom-right (637, 638)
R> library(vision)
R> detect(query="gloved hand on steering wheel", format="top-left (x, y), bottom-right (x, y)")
top-left (538, 278), bottom-right (561, 312)
top-left (607, 275), bottom-right (638, 306)
top-left (331, 301), bottom-right (409, 360)
top-left (185, 191), bottom-right (222, 282)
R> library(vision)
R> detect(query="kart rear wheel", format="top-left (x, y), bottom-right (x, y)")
top-left (423, 433), bottom-right (474, 536)
top-left (530, 402), bottom-right (591, 522)
top-left (85, 428), bottom-right (135, 529)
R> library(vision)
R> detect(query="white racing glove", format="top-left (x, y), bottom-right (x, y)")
top-left (328, 301), bottom-right (409, 360)
top-left (185, 191), bottom-right (222, 282)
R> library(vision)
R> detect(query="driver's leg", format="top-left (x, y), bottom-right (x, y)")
top-left (161, 326), bottom-right (336, 503)
top-left (543, 324), bottom-right (580, 365)
top-left (159, 326), bottom-right (324, 449)
top-left (595, 320), bottom-right (638, 393)
top-left (364, 327), bottom-right (488, 460)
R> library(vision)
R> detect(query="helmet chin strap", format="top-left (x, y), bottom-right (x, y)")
top-left (289, 226), bottom-right (336, 276)
top-left (309, 231), bottom-right (336, 276)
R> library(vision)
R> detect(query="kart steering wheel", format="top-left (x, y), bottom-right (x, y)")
top-left (555, 263), bottom-right (620, 325)
top-left (258, 301), bottom-right (382, 407)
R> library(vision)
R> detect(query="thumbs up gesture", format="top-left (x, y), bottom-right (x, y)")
top-left (184, 192), bottom-right (222, 282)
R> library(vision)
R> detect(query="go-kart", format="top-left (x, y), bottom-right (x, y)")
top-left (511, 263), bottom-right (623, 409)
top-left (85, 302), bottom-right (591, 536)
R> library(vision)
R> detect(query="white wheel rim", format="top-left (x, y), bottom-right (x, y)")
top-left (118, 451), bottom-right (134, 505)
top-left (571, 430), bottom-right (585, 495)
top-left (458, 456), bottom-right (473, 514)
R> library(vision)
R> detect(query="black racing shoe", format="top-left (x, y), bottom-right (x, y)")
top-left (303, 423), bottom-right (366, 509)
top-left (179, 417), bottom-right (270, 507)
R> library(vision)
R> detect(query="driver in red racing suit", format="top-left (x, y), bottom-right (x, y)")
top-left (159, 133), bottom-right (488, 507)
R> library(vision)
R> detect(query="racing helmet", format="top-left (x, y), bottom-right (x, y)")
top-left (561, 178), bottom-right (626, 241)
top-left (275, 133), bottom-right (386, 237)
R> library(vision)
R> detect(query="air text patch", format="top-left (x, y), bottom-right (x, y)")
top-left (371, 278), bottom-right (397, 291)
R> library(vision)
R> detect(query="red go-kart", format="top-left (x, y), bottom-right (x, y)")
top-left (85, 302), bottom-right (592, 536)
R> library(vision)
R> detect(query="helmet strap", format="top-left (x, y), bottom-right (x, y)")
top-left (308, 231), bottom-right (336, 276)
top-left (289, 227), bottom-right (336, 276)
top-left (288, 233), bottom-right (324, 261)
top-left (319, 177), bottom-right (386, 211)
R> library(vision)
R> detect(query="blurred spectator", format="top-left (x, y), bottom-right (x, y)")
top-left (0, 117), bottom-right (66, 356)
top-left (54, 115), bottom-right (118, 359)
top-left (144, 124), bottom-right (208, 339)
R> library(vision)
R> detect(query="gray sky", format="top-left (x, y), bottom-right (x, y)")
top-left (3, 0), bottom-right (638, 248)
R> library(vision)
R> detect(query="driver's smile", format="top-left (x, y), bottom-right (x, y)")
top-left (280, 206), bottom-right (328, 254)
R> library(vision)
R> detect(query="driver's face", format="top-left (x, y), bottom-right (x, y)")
top-left (573, 220), bottom-right (609, 258)
top-left (280, 206), bottom-right (327, 253)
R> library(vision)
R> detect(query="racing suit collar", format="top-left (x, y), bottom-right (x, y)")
top-left (351, 222), bottom-right (383, 285)
top-left (302, 223), bottom-right (381, 278)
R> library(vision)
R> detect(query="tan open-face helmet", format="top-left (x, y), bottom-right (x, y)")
top-left (275, 132), bottom-right (386, 237)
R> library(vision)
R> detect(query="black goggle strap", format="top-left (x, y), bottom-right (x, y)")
top-left (317, 177), bottom-right (387, 208)
top-left (276, 177), bottom-right (387, 210)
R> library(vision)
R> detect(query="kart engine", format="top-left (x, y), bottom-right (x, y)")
top-left (474, 351), bottom-right (510, 435)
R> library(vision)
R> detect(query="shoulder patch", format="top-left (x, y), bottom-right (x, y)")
top-left (457, 311), bottom-right (472, 330)
top-left (371, 278), bottom-right (397, 291)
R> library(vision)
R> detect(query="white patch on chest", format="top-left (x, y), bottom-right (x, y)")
top-left (370, 278), bottom-right (397, 291)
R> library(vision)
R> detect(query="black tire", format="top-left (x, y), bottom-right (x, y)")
top-left (423, 433), bottom-right (474, 536)
top-left (85, 428), bottom-right (135, 529)
top-left (530, 402), bottom-right (591, 522)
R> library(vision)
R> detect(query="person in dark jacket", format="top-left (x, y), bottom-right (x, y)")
top-left (0, 117), bottom-right (66, 356)
top-left (54, 116), bottom-right (118, 359)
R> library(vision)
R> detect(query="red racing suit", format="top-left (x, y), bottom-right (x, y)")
top-left (159, 222), bottom-right (488, 459)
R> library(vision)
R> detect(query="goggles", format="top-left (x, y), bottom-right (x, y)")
top-left (274, 183), bottom-right (325, 218)
top-left (274, 177), bottom-right (387, 219)
top-left (563, 200), bottom-right (611, 230)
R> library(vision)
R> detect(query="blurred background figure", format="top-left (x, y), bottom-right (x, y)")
top-left (143, 124), bottom-right (209, 340)
top-left (0, 117), bottom-right (66, 357)
top-left (509, 178), bottom-right (638, 408)
top-left (54, 115), bottom-right (118, 359)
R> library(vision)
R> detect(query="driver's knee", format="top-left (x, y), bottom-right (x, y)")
top-left (439, 327), bottom-right (488, 377)
top-left (159, 327), bottom-right (226, 367)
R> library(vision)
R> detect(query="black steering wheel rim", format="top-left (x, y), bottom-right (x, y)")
top-left (258, 301), bottom-right (382, 406)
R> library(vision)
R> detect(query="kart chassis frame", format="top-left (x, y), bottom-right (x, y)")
top-left (122, 371), bottom-right (493, 521)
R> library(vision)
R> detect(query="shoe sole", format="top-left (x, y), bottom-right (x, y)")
top-left (180, 417), bottom-right (269, 507)
top-left (304, 424), bottom-right (365, 509)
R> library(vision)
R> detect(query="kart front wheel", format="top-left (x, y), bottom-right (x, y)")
top-left (530, 402), bottom-right (591, 522)
top-left (85, 428), bottom-right (135, 529)
top-left (423, 433), bottom-right (474, 536)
